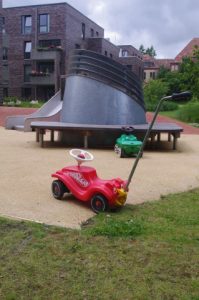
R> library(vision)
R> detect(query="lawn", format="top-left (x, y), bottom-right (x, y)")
top-left (159, 102), bottom-right (199, 127)
top-left (0, 188), bottom-right (199, 300)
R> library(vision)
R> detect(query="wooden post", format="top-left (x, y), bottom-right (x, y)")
top-left (50, 130), bottom-right (54, 142)
top-left (39, 129), bottom-right (45, 147)
top-left (36, 129), bottom-right (39, 142)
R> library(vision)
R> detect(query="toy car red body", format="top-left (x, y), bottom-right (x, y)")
top-left (51, 149), bottom-right (127, 213)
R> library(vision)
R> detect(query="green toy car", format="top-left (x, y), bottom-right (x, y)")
top-left (114, 134), bottom-right (142, 158)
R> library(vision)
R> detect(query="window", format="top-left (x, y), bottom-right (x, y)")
top-left (39, 14), bottom-right (50, 33)
top-left (171, 64), bottom-right (179, 71)
top-left (22, 88), bottom-right (31, 99)
top-left (126, 65), bottom-right (132, 71)
top-left (24, 65), bottom-right (31, 82)
top-left (122, 50), bottom-right (128, 57)
top-left (24, 41), bottom-right (32, 59)
top-left (91, 28), bottom-right (94, 37)
top-left (0, 16), bottom-right (5, 32)
top-left (75, 44), bottom-right (80, 49)
top-left (3, 88), bottom-right (8, 98)
top-left (0, 16), bottom-right (5, 31)
top-left (96, 31), bottom-right (99, 37)
top-left (110, 53), bottom-right (113, 58)
top-left (104, 51), bottom-right (107, 56)
top-left (38, 62), bottom-right (54, 73)
top-left (3, 47), bottom-right (8, 60)
top-left (150, 72), bottom-right (156, 79)
top-left (0, 16), bottom-right (5, 25)
top-left (82, 23), bottom-right (85, 40)
top-left (22, 15), bottom-right (32, 34)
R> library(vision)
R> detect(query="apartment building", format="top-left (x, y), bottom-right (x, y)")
top-left (0, 1), bottom-right (144, 104)
top-left (0, 1), bottom-right (104, 103)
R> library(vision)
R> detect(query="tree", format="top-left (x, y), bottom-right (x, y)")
top-left (178, 49), bottom-right (199, 98)
top-left (139, 45), bottom-right (157, 57)
top-left (157, 66), bottom-right (182, 95)
top-left (145, 46), bottom-right (156, 58)
top-left (144, 79), bottom-right (168, 110)
top-left (139, 44), bottom-right (145, 54)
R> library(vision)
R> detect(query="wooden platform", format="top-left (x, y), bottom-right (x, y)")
top-left (31, 121), bottom-right (183, 150)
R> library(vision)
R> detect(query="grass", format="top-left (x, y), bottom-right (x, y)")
top-left (160, 102), bottom-right (199, 127)
top-left (3, 101), bottom-right (44, 109)
top-left (18, 101), bottom-right (44, 108)
top-left (0, 188), bottom-right (199, 299)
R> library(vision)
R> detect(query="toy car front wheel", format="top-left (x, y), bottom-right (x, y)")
top-left (91, 194), bottom-right (108, 213)
top-left (115, 145), bottom-right (125, 158)
top-left (52, 180), bottom-right (67, 200)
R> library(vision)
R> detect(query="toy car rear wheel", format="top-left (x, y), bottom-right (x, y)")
top-left (91, 194), bottom-right (108, 213)
top-left (118, 147), bottom-right (125, 158)
top-left (52, 180), bottom-right (68, 200)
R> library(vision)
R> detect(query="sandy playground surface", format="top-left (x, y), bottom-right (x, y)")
top-left (0, 127), bottom-right (199, 228)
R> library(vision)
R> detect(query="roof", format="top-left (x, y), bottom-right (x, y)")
top-left (175, 38), bottom-right (199, 61)
top-left (156, 59), bottom-right (176, 68)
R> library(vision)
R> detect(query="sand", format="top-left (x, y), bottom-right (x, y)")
top-left (0, 126), bottom-right (199, 228)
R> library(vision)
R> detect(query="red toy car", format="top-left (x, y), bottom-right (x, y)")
top-left (51, 149), bottom-right (127, 213)
top-left (51, 92), bottom-right (191, 214)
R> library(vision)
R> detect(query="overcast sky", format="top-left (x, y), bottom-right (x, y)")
top-left (3, 0), bottom-right (199, 58)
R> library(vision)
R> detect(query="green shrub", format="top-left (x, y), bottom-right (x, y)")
top-left (144, 79), bottom-right (169, 105)
top-left (3, 97), bottom-right (45, 108)
top-left (177, 102), bottom-right (199, 123)
top-left (3, 96), bottom-right (18, 105)
top-left (146, 101), bottom-right (178, 112)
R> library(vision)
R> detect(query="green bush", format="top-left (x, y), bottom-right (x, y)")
top-left (177, 102), bottom-right (199, 123)
top-left (144, 79), bottom-right (169, 104)
top-left (146, 101), bottom-right (178, 112)
top-left (3, 97), bottom-right (45, 108)
top-left (3, 96), bottom-right (18, 105)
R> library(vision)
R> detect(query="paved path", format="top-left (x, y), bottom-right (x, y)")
top-left (0, 107), bottom-right (199, 134)
top-left (0, 107), bottom-right (198, 228)
top-left (147, 112), bottom-right (199, 135)
top-left (0, 107), bottom-right (37, 127)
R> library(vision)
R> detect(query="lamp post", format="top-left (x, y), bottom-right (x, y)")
top-left (125, 91), bottom-right (191, 191)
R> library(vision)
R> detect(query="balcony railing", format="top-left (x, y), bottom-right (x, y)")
top-left (29, 72), bottom-right (55, 85)
top-left (31, 48), bottom-right (62, 61)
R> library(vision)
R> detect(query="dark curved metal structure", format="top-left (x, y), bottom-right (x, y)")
top-left (60, 49), bottom-right (146, 146)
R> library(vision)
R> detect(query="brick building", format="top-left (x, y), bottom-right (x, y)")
top-left (143, 38), bottom-right (199, 82)
top-left (118, 45), bottom-right (143, 79)
top-left (0, 1), bottom-right (143, 104)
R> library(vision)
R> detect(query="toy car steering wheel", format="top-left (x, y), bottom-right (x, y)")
top-left (122, 126), bottom-right (134, 133)
top-left (69, 149), bottom-right (94, 166)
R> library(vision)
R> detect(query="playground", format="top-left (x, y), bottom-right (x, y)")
top-left (0, 109), bottom-right (199, 228)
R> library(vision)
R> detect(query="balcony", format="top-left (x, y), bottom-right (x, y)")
top-left (31, 48), bottom-right (62, 61)
top-left (30, 72), bottom-right (55, 85)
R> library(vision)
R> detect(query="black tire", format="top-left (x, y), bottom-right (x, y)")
top-left (52, 180), bottom-right (67, 200)
top-left (91, 194), bottom-right (108, 213)
top-left (120, 148), bottom-right (126, 158)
